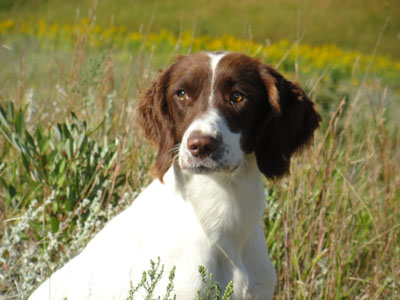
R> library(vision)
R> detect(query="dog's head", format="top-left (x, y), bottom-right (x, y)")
top-left (138, 52), bottom-right (321, 181)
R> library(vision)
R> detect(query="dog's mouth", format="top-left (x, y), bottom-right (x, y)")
top-left (180, 156), bottom-right (239, 174)
top-left (186, 165), bottom-right (216, 174)
top-left (187, 165), bottom-right (239, 175)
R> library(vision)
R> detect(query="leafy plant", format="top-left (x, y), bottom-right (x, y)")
top-left (0, 100), bottom-right (124, 225)
top-left (125, 257), bottom-right (177, 300)
top-left (125, 260), bottom-right (233, 300)
top-left (197, 266), bottom-right (234, 300)
top-left (0, 101), bottom-right (126, 298)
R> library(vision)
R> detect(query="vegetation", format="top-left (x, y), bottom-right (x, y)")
top-left (1, 0), bottom-right (399, 59)
top-left (1, 3), bottom-right (399, 300)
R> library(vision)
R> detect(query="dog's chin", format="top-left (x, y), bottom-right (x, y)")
top-left (186, 165), bottom-right (217, 174)
top-left (179, 159), bottom-right (239, 175)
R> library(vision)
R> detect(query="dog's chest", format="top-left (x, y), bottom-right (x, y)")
top-left (176, 168), bottom-right (264, 239)
top-left (167, 234), bottom-right (259, 300)
top-left (157, 167), bottom-right (266, 299)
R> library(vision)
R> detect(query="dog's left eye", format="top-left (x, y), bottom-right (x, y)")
top-left (230, 92), bottom-right (246, 103)
top-left (176, 90), bottom-right (189, 102)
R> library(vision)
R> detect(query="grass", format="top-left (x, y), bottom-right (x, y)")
top-left (1, 6), bottom-right (400, 300)
top-left (1, 0), bottom-right (400, 59)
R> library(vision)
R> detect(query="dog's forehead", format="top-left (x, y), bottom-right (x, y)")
top-left (215, 53), bottom-right (262, 80)
top-left (218, 52), bottom-right (258, 67)
top-left (172, 52), bottom-right (258, 71)
top-left (168, 52), bottom-right (263, 90)
top-left (170, 52), bottom-right (212, 78)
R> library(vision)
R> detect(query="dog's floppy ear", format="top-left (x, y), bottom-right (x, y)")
top-left (255, 65), bottom-right (322, 179)
top-left (137, 66), bottom-right (176, 181)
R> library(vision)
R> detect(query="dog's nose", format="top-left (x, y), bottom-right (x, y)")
top-left (187, 131), bottom-right (218, 158)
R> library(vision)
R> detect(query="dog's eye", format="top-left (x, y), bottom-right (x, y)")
top-left (230, 92), bottom-right (246, 103)
top-left (177, 90), bottom-right (189, 101)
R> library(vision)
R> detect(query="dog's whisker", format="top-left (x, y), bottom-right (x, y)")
top-left (168, 144), bottom-right (181, 164)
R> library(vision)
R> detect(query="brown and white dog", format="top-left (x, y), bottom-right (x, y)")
top-left (30, 52), bottom-right (321, 300)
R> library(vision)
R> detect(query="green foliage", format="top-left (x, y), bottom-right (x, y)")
top-left (0, 100), bottom-right (124, 236)
top-left (124, 261), bottom-right (233, 300)
top-left (0, 0), bottom-right (28, 11)
top-left (197, 266), bottom-right (234, 300)
top-left (1, 0), bottom-right (399, 59)
top-left (125, 258), bottom-right (177, 300)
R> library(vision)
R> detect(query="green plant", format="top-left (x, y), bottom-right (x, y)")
top-left (124, 260), bottom-right (233, 300)
top-left (125, 258), bottom-right (177, 300)
top-left (0, 101), bottom-right (127, 298)
top-left (0, 101), bottom-right (124, 221)
top-left (197, 266), bottom-right (234, 300)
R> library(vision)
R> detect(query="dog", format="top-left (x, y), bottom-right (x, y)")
top-left (29, 51), bottom-right (321, 300)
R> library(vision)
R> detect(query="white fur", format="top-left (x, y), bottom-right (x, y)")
top-left (208, 52), bottom-right (226, 106)
top-left (178, 109), bottom-right (243, 172)
top-left (29, 158), bottom-right (276, 300)
top-left (29, 52), bottom-right (277, 300)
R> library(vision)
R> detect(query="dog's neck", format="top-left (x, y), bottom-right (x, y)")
top-left (167, 154), bottom-right (265, 248)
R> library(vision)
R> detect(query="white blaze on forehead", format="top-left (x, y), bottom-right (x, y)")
top-left (178, 52), bottom-right (243, 172)
top-left (207, 52), bottom-right (226, 106)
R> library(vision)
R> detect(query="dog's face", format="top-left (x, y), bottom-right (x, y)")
top-left (138, 52), bottom-right (321, 180)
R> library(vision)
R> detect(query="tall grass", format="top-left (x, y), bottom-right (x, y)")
top-left (0, 13), bottom-right (399, 300)
top-left (266, 86), bottom-right (400, 298)
top-left (2, 0), bottom-right (399, 59)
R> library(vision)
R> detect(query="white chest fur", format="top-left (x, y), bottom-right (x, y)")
top-left (29, 156), bottom-right (276, 300)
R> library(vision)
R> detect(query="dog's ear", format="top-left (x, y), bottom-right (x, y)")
top-left (254, 65), bottom-right (322, 179)
top-left (137, 67), bottom-right (176, 181)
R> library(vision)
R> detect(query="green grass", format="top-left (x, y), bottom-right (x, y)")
top-left (1, 0), bottom-right (400, 59)
top-left (1, 4), bottom-right (400, 300)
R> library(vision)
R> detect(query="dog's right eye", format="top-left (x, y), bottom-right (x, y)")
top-left (176, 90), bottom-right (189, 102)
top-left (230, 91), bottom-right (247, 104)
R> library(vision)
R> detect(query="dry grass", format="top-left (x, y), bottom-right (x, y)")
top-left (0, 13), bottom-right (399, 300)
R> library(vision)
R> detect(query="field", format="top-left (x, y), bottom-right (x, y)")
top-left (2, 0), bottom-right (400, 59)
top-left (1, 1), bottom-right (400, 299)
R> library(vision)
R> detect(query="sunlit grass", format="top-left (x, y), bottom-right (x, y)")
top-left (1, 0), bottom-right (399, 59)
top-left (0, 14), bottom-right (399, 300)
top-left (1, 18), bottom-right (400, 87)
